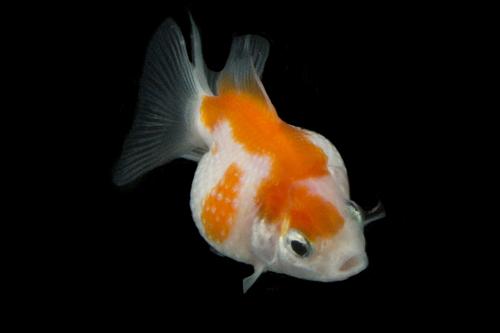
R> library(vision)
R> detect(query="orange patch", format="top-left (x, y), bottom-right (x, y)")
top-left (201, 163), bottom-right (243, 243)
top-left (288, 186), bottom-right (344, 240)
top-left (200, 91), bottom-right (344, 241)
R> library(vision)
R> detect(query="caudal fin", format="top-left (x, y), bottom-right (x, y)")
top-left (113, 17), bottom-right (273, 186)
top-left (113, 19), bottom-right (209, 186)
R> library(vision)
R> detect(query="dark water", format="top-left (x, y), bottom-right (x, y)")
top-left (40, 1), bottom-right (477, 326)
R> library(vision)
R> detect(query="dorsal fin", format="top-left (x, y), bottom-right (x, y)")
top-left (217, 35), bottom-right (273, 109)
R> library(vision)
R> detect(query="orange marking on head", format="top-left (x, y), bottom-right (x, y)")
top-left (200, 90), bottom-right (344, 241)
top-left (201, 163), bottom-right (243, 243)
top-left (288, 186), bottom-right (344, 240)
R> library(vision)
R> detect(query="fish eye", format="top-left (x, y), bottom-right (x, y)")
top-left (286, 230), bottom-right (312, 258)
top-left (347, 200), bottom-right (365, 223)
top-left (291, 240), bottom-right (310, 257)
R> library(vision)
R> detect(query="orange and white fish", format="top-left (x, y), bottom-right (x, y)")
top-left (114, 17), bottom-right (385, 292)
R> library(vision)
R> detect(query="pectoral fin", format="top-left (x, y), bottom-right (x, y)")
top-left (243, 264), bottom-right (265, 293)
top-left (364, 201), bottom-right (386, 225)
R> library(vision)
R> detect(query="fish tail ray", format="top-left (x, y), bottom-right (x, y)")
top-left (113, 18), bottom-right (209, 185)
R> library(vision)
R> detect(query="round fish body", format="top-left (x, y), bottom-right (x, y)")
top-left (113, 17), bottom-right (385, 292)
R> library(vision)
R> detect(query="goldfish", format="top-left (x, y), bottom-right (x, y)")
top-left (113, 16), bottom-right (385, 292)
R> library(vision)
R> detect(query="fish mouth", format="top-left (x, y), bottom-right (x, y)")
top-left (313, 254), bottom-right (369, 282)
top-left (267, 254), bottom-right (368, 282)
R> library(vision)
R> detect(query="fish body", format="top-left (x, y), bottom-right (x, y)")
top-left (114, 17), bottom-right (385, 292)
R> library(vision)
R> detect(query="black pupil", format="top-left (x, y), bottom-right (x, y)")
top-left (291, 240), bottom-right (308, 257)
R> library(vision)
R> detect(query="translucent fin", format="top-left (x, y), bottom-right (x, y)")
top-left (364, 201), bottom-right (386, 225)
top-left (209, 246), bottom-right (225, 257)
top-left (113, 19), bottom-right (207, 185)
top-left (181, 146), bottom-right (207, 162)
top-left (205, 70), bottom-right (219, 96)
top-left (189, 15), bottom-right (269, 96)
top-left (242, 263), bottom-right (265, 293)
top-left (217, 35), bottom-right (272, 106)
top-left (230, 35), bottom-right (270, 78)
top-left (189, 13), bottom-right (216, 95)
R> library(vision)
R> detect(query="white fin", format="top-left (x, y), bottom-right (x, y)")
top-left (243, 263), bottom-right (265, 293)
top-left (227, 34), bottom-right (270, 78)
top-left (364, 201), bottom-right (386, 225)
top-left (113, 19), bottom-right (207, 185)
top-left (180, 146), bottom-right (207, 162)
top-left (217, 34), bottom-right (271, 104)
top-left (209, 246), bottom-right (225, 257)
top-left (189, 15), bottom-right (270, 96)
top-left (188, 14), bottom-right (217, 95)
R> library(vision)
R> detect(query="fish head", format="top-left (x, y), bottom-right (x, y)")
top-left (251, 177), bottom-right (370, 283)
top-left (274, 200), bottom-right (368, 282)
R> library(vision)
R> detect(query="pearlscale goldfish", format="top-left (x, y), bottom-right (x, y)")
top-left (114, 17), bottom-right (385, 292)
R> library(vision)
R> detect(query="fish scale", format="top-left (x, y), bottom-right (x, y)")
top-left (114, 16), bottom-right (385, 293)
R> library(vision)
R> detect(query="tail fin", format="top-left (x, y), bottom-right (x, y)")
top-left (113, 19), bottom-right (208, 186)
top-left (113, 17), bottom-right (272, 186)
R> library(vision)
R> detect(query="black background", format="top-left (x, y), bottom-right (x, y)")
top-left (37, 1), bottom-right (482, 324)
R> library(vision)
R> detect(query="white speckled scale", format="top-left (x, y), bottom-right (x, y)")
top-left (114, 17), bottom-right (385, 293)
top-left (190, 121), bottom-right (271, 264)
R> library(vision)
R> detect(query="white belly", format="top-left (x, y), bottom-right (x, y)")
top-left (190, 121), bottom-right (272, 264)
